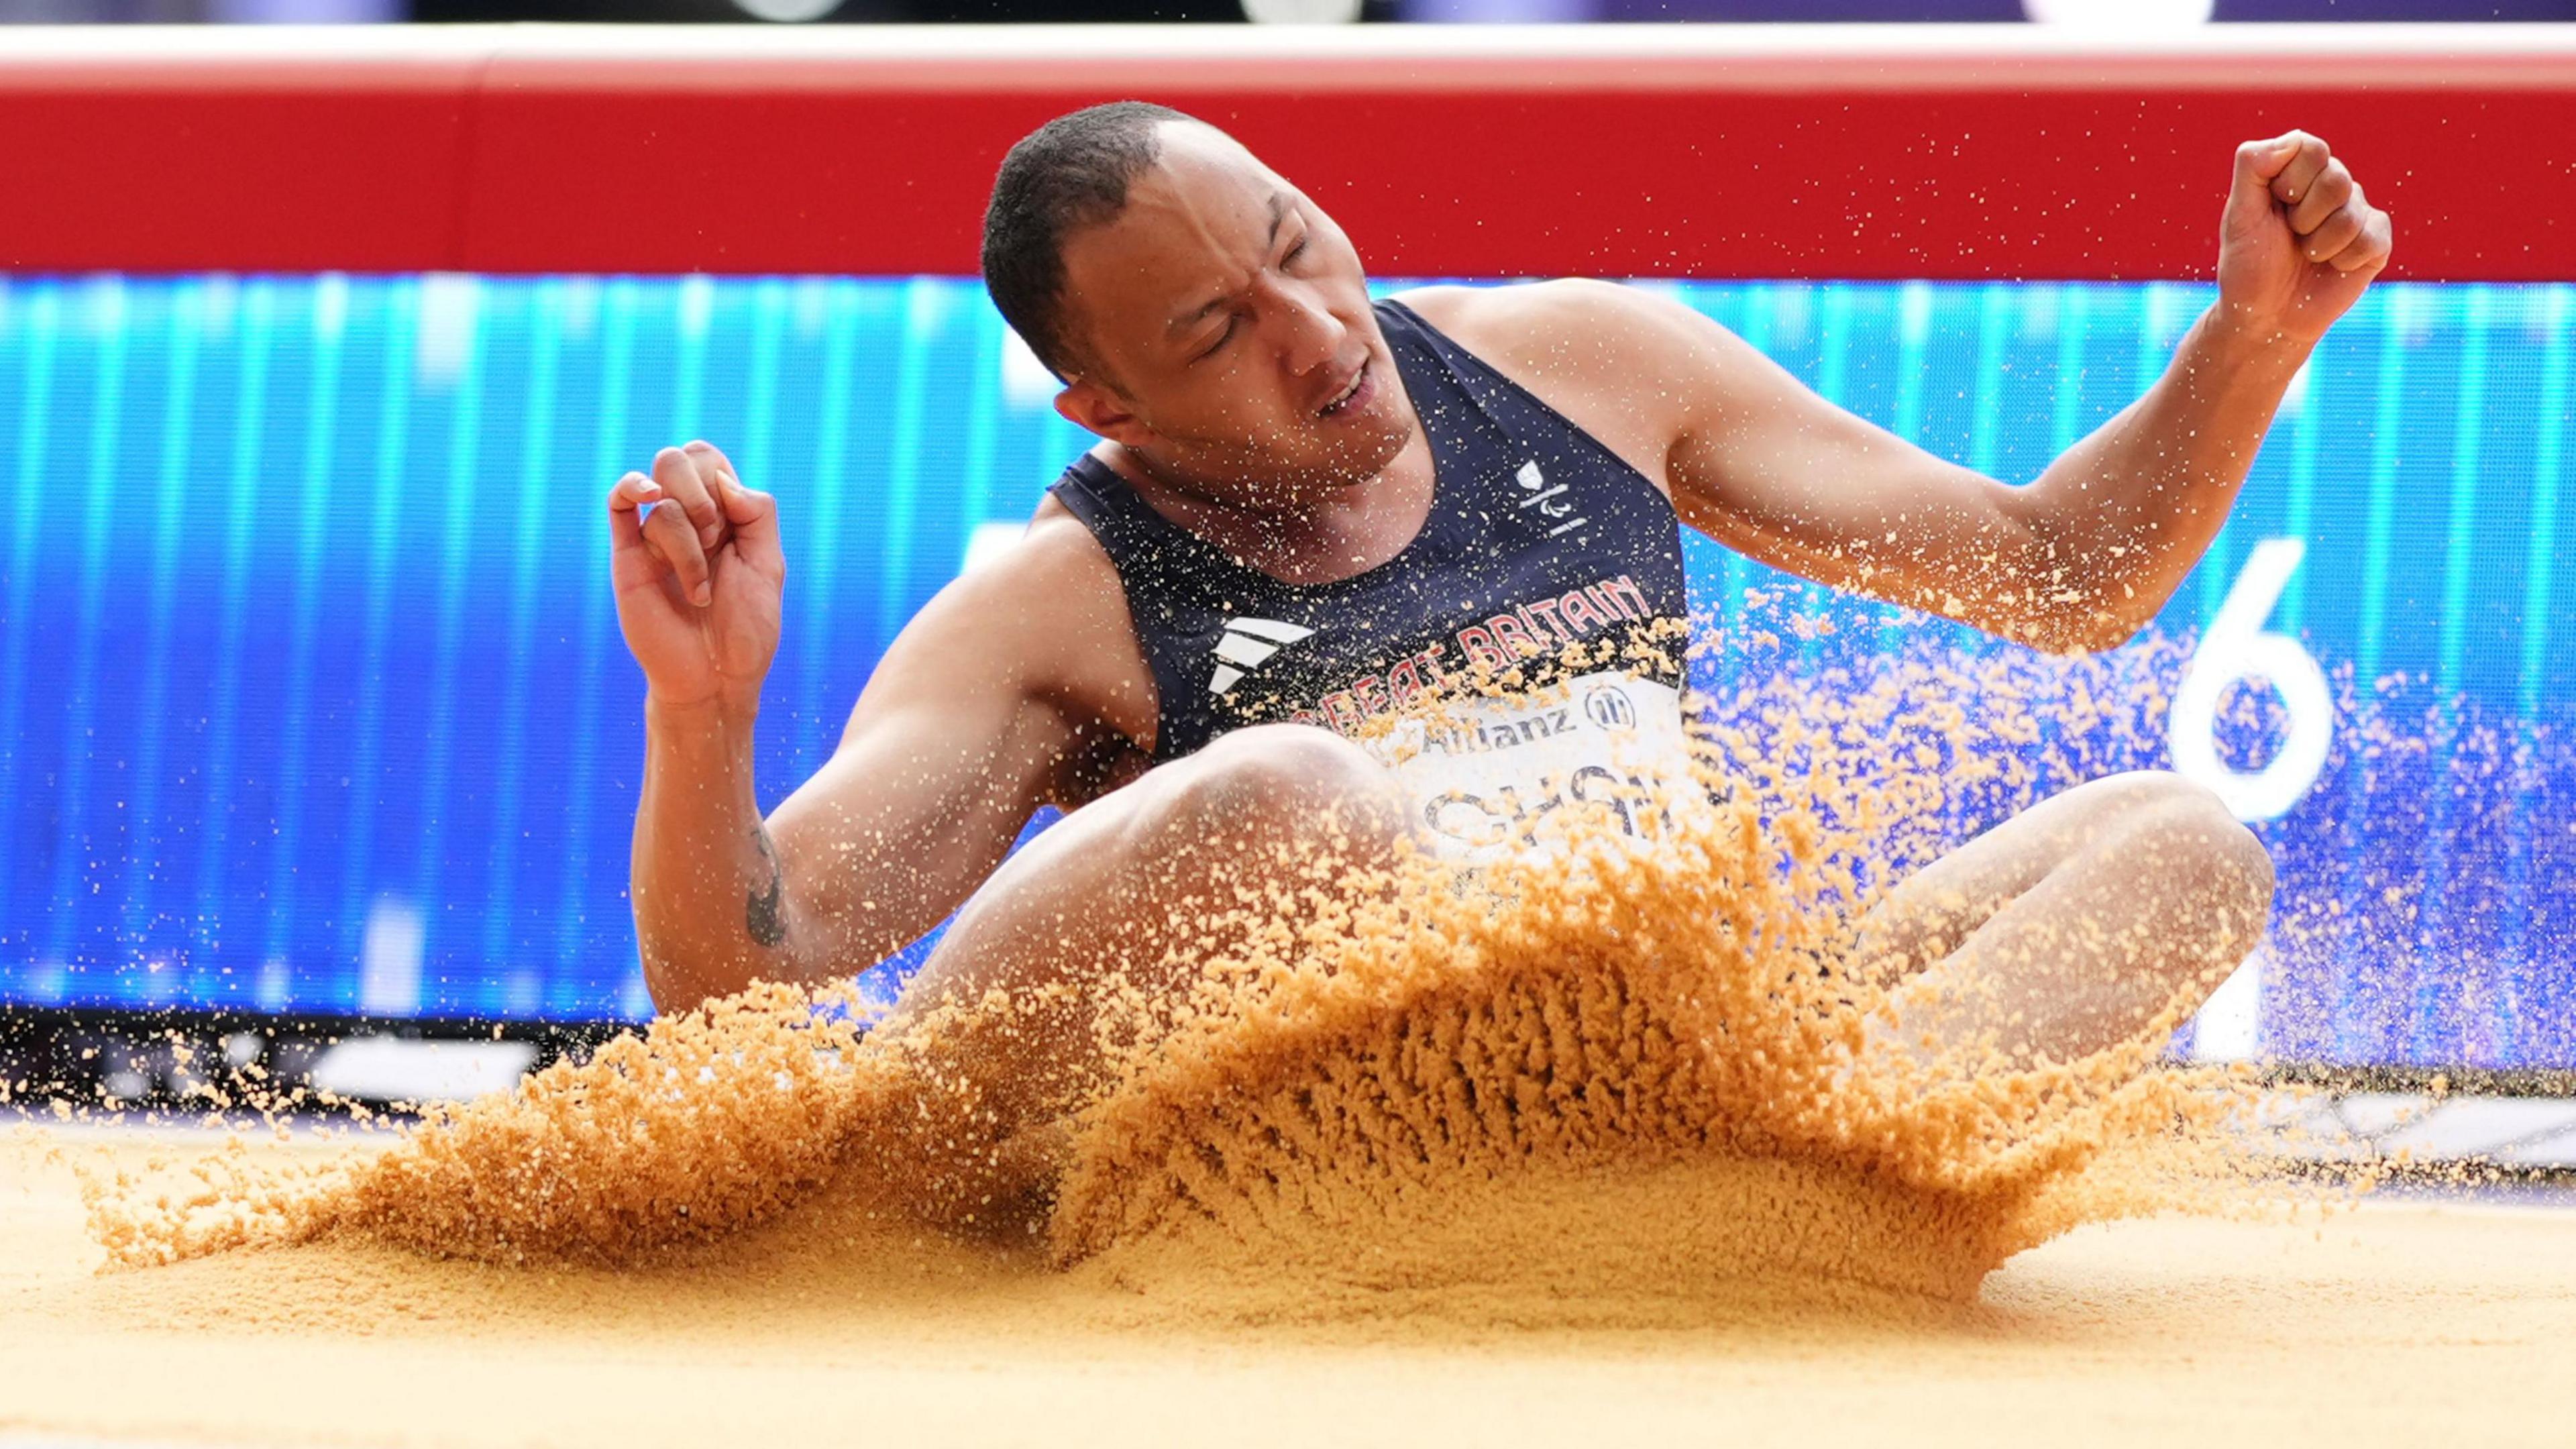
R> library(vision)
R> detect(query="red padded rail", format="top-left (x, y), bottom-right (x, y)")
top-left (5, 27), bottom-right (2573, 280)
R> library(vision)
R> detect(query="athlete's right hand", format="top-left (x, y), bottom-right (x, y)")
top-left (606, 441), bottom-right (786, 711)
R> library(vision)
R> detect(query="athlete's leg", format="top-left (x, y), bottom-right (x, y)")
top-left (877, 723), bottom-right (1411, 1148)
top-left (1851, 771), bottom-right (2275, 1068)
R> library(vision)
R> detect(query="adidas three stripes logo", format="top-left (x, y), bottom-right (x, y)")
top-left (1208, 616), bottom-right (1318, 696)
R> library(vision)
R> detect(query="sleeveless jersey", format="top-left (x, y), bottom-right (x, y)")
top-left (1049, 296), bottom-right (1694, 861)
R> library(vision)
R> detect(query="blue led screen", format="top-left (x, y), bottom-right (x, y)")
top-left (0, 274), bottom-right (2568, 1067)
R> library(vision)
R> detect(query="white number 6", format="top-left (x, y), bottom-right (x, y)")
top-left (2167, 537), bottom-right (2334, 822)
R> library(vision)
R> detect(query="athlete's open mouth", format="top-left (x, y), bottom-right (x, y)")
top-left (1318, 360), bottom-right (1370, 419)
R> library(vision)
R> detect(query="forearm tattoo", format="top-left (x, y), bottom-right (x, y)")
top-left (746, 824), bottom-right (788, 950)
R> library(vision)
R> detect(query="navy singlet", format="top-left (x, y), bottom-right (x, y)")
top-left (1050, 296), bottom-right (1695, 860)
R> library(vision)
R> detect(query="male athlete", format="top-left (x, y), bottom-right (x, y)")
top-left (608, 105), bottom-right (2390, 1131)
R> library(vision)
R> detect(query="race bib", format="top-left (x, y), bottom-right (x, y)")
top-left (1366, 670), bottom-right (1695, 863)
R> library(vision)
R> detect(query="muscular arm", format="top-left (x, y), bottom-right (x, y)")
top-left (1446, 276), bottom-right (2320, 654)
top-left (632, 515), bottom-right (1152, 1012)
top-left (1428, 133), bottom-right (2389, 655)
top-left (1658, 290), bottom-right (2308, 653)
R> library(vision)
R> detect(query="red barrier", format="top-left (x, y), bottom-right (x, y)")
top-left (5, 26), bottom-right (2573, 280)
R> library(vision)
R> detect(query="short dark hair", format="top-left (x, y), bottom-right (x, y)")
top-left (981, 100), bottom-right (1193, 382)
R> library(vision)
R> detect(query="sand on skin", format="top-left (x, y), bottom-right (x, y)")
top-left (7, 1127), bottom-right (2576, 1449)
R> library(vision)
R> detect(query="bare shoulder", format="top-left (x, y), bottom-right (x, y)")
top-left (1387, 280), bottom-right (1721, 490)
top-left (1393, 278), bottom-right (1705, 373)
top-left (886, 497), bottom-right (1159, 757)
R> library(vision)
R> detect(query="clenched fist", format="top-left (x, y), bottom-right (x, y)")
top-left (2218, 130), bottom-right (2395, 344)
top-left (606, 440), bottom-right (786, 712)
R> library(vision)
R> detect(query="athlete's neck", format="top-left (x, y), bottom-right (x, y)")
top-left (1101, 435), bottom-right (1439, 588)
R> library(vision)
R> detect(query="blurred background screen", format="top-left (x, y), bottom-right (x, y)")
top-left (0, 272), bottom-right (2567, 1068)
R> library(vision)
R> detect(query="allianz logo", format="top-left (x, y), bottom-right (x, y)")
top-left (1421, 684), bottom-right (1638, 757)
top-left (1208, 616), bottom-right (1317, 696)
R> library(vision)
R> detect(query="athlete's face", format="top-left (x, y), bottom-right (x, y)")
top-left (1051, 125), bottom-right (1415, 502)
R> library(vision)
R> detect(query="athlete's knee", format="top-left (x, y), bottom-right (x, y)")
top-left (2190, 803), bottom-right (2275, 917)
top-left (2062, 768), bottom-right (2224, 822)
top-left (1152, 724), bottom-right (1408, 857)
top-left (2111, 773), bottom-right (2275, 921)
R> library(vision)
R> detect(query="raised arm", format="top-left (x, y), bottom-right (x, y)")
top-left (1500, 131), bottom-right (2391, 653)
top-left (609, 443), bottom-right (1146, 1012)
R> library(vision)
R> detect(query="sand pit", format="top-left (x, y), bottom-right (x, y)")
top-left (13, 638), bottom-right (2571, 1447)
top-left (5, 1126), bottom-right (2575, 1448)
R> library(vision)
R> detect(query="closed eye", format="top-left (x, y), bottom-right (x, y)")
top-left (1189, 230), bottom-right (1311, 364)
top-left (1192, 317), bottom-right (1239, 364)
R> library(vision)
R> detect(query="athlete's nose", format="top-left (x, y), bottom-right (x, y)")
top-left (1265, 278), bottom-right (1348, 384)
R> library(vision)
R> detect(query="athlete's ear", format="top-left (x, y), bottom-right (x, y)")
top-left (1054, 379), bottom-right (1159, 450)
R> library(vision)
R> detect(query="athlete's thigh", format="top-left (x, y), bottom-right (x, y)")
top-left (1851, 770), bottom-right (2223, 978)
top-left (900, 762), bottom-right (1197, 1019)
top-left (884, 724), bottom-right (1405, 1116)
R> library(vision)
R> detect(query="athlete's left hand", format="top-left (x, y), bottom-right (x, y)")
top-left (2216, 131), bottom-right (2394, 345)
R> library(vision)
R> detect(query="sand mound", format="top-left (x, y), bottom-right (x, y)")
top-left (79, 621), bottom-right (2296, 1318)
